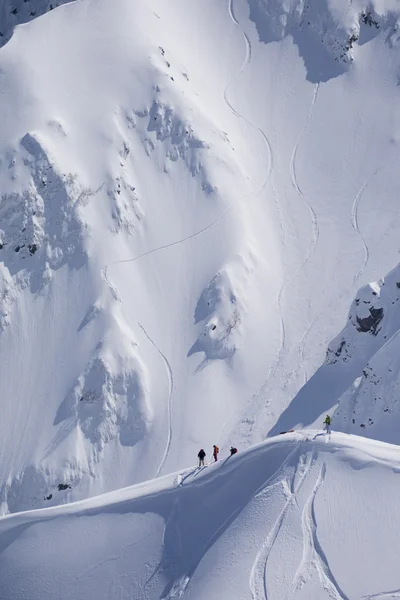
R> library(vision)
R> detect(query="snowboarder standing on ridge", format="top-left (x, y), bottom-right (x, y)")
top-left (213, 445), bottom-right (219, 462)
top-left (198, 449), bottom-right (206, 467)
top-left (323, 415), bottom-right (331, 435)
top-left (230, 447), bottom-right (238, 456)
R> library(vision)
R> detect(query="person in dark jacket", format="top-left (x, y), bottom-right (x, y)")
top-left (198, 448), bottom-right (206, 466)
top-left (230, 447), bottom-right (238, 456)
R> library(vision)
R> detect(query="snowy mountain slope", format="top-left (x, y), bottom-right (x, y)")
top-left (324, 263), bottom-right (400, 445)
top-left (0, 0), bottom-right (71, 47)
top-left (0, 0), bottom-right (280, 513)
top-left (271, 261), bottom-right (400, 444)
top-left (2, 0), bottom-right (400, 515)
top-left (2, 432), bottom-right (400, 600)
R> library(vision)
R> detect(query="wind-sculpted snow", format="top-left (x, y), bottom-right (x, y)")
top-left (2, 433), bottom-right (400, 599)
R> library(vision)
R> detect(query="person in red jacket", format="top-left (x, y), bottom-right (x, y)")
top-left (213, 445), bottom-right (219, 462)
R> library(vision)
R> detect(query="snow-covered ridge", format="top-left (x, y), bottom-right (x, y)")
top-left (2, 431), bottom-right (400, 599)
top-left (0, 0), bottom-right (71, 46)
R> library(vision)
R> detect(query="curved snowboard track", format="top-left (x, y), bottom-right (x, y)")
top-left (138, 323), bottom-right (174, 478)
top-left (249, 450), bottom-right (314, 600)
top-left (363, 590), bottom-right (400, 600)
top-left (300, 162), bottom-right (387, 367)
top-left (289, 82), bottom-right (320, 379)
top-left (291, 463), bottom-right (349, 600)
top-left (3, 432), bottom-right (400, 599)
top-left (351, 165), bottom-right (385, 286)
top-left (224, 0), bottom-right (273, 196)
top-left (289, 82), bottom-right (320, 269)
top-left (100, 0), bottom-right (277, 461)
top-left (223, 0), bottom-right (290, 440)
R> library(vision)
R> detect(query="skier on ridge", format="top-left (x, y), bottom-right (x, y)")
top-left (213, 445), bottom-right (219, 462)
top-left (230, 447), bottom-right (238, 456)
top-left (198, 448), bottom-right (206, 467)
top-left (323, 415), bottom-right (331, 435)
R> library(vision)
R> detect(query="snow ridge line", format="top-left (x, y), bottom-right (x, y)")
top-left (291, 462), bottom-right (350, 600)
top-left (167, 447), bottom-right (303, 598)
top-left (254, 446), bottom-right (300, 500)
top-left (138, 323), bottom-right (174, 479)
top-left (249, 450), bottom-right (314, 600)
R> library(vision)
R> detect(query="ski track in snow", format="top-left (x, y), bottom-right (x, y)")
top-left (351, 165), bottom-right (385, 287)
top-left (101, 0), bottom-right (276, 462)
top-left (224, 0), bottom-right (273, 195)
top-left (249, 450), bottom-right (314, 600)
top-left (101, 201), bottom-right (233, 294)
top-left (291, 462), bottom-right (350, 600)
top-left (224, 19), bottom-right (321, 422)
top-left (222, 0), bottom-right (292, 442)
top-left (363, 591), bottom-right (400, 600)
top-left (101, 0), bottom-right (273, 310)
top-left (100, 204), bottom-right (238, 477)
top-left (290, 83), bottom-right (319, 200)
top-left (289, 83), bottom-right (320, 382)
top-left (300, 163), bottom-right (387, 367)
top-left (138, 323), bottom-right (174, 479)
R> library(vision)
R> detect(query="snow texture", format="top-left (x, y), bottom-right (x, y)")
top-left (2, 433), bottom-right (400, 600)
top-left (1, 0), bottom-right (400, 595)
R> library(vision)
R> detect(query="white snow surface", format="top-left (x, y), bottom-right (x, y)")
top-left (1, 0), bottom-right (400, 512)
top-left (2, 432), bottom-right (400, 600)
top-left (2, 0), bottom-right (400, 594)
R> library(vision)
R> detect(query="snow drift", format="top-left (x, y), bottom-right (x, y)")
top-left (1, 432), bottom-right (400, 600)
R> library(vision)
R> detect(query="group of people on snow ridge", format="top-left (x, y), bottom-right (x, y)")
top-left (197, 416), bottom-right (331, 467)
top-left (197, 445), bottom-right (238, 466)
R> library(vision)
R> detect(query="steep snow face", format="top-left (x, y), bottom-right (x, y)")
top-left (0, 0), bottom-right (72, 46)
top-left (247, 0), bottom-right (400, 81)
top-left (272, 262), bottom-right (400, 445)
top-left (329, 264), bottom-right (400, 444)
top-left (2, 433), bottom-right (400, 600)
top-left (1, 0), bottom-right (400, 514)
top-left (0, 0), bottom-right (278, 513)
